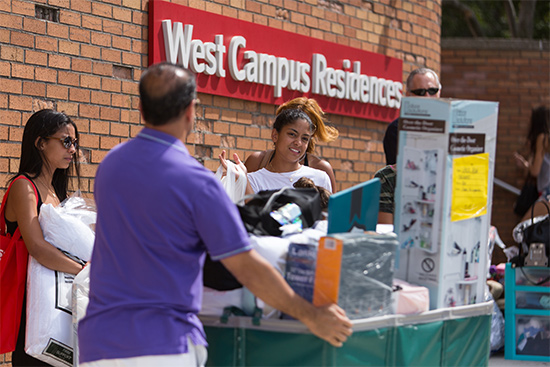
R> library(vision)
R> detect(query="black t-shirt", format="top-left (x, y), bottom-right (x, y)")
top-left (383, 118), bottom-right (399, 165)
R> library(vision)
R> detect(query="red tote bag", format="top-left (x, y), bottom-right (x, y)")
top-left (0, 176), bottom-right (37, 353)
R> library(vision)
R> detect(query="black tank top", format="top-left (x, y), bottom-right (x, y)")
top-left (5, 174), bottom-right (42, 236)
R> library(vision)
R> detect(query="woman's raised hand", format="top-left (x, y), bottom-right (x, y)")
top-left (219, 150), bottom-right (248, 180)
top-left (513, 151), bottom-right (529, 170)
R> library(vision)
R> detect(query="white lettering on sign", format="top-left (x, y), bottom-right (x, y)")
top-left (161, 20), bottom-right (403, 109)
top-left (228, 36), bottom-right (246, 81)
top-left (162, 20), bottom-right (226, 77)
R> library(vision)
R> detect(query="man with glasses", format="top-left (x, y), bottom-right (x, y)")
top-left (383, 68), bottom-right (441, 165)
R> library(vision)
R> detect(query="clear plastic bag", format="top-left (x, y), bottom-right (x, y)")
top-left (485, 288), bottom-right (505, 352)
top-left (72, 263), bottom-right (91, 366)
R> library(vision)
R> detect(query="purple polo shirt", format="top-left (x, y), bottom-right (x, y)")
top-left (78, 128), bottom-right (252, 363)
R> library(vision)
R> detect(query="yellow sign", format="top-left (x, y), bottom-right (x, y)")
top-left (451, 153), bottom-right (489, 221)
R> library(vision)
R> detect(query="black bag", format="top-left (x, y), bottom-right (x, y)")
top-left (522, 199), bottom-right (549, 266)
top-left (202, 187), bottom-right (323, 291)
top-left (238, 187), bottom-right (322, 237)
top-left (514, 176), bottom-right (539, 217)
top-left (523, 203), bottom-right (550, 249)
top-left (203, 254), bottom-right (242, 290)
top-left (512, 199), bottom-right (550, 270)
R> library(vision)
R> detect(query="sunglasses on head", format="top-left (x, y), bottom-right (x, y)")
top-left (410, 88), bottom-right (439, 96)
top-left (45, 136), bottom-right (78, 149)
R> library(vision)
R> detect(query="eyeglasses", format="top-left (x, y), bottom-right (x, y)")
top-left (45, 136), bottom-right (78, 149)
top-left (410, 88), bottom-right (439, 96)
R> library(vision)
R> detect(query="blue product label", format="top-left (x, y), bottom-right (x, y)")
top-left (285, 243), bottom-right (317, 302)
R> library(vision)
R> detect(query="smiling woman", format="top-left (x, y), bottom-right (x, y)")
top-left (245, 108), bottom-right (332, 194)
top-left (245, 97), bottom-right (339, 191)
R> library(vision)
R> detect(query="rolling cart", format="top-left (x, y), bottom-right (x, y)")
top-left (201, 301), bottom-right (492, 367)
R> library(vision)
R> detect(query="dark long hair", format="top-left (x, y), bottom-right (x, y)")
top-left (9, 109), bottom-right (81, 201)
top-left (272, 108), bottom-right (315, 133)
top-left (526, 106), bottom-right (550, 156)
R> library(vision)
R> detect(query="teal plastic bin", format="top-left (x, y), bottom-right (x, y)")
top-left (201, 302), bottom-right (492, 366)
top-left (504, 263), bottom-right (550, 362)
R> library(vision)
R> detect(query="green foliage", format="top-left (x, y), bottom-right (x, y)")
top-left (442, 0), bottom-right (549, 39)
top-left (533, 1), bottom-right (550, 39)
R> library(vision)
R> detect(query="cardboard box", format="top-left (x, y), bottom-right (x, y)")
top-left (394, 98), bottom-right (499, 310)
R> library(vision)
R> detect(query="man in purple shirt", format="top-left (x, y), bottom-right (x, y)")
top-left (78, 63), bottom-right (352, 367)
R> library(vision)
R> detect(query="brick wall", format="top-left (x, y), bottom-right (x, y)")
top-left (0, 354), bottom-right (10, 366)
top-left (0, 0), bottom-right (441, 196)
top-left (441, 38), bottom-right (550, 263)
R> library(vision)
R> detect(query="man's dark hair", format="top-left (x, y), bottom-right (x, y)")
top-left (139, 63), bottom-right (196, 126)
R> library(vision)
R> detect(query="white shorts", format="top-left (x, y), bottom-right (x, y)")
top-left (80, 338), bottom-right (207, 367)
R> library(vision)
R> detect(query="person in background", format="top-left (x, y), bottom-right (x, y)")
top-left (78, 63), bottom-right (352, 367)
top-left (3, 109), bottom-right (83, 366)
top-left (383, 68), bottom-right (441, 165)
top-left (245, 97), bottom-right (338, 191)
top-left (374, 164), bottom-right (397, 224)
top-left (219, 108), bottom-right (332, 195)
top-left (514, 106), bottom-right (550, 202)
top-left (293, 177), bottom-right (331, 210)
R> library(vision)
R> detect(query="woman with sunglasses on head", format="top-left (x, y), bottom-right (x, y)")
top-left (3, 109), bottom-right (83, 365)
top-left (220, 108), bottom-right (332, 195)
top-left (245, 97), bottom-right (339, 191)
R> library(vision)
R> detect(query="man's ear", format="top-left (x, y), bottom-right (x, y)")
top-left (184, 100), bottom-right (196, 123)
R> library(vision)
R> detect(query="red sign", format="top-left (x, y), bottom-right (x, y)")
top-left (149, 0), bottom-right (403, 122)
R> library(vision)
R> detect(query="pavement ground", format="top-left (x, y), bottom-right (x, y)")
top-left (489, 350), bottom-right (550, 366)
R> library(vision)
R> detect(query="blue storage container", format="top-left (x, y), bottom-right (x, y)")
top-left (504, 263), bottom-right (550, 362)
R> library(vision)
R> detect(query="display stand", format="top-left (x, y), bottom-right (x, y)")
top-left (201, 302), bottom-right (492, 367)
top-left (504, 263), bottom-right (550, 362)
top-left (393, 98), bottom-right (499, 310)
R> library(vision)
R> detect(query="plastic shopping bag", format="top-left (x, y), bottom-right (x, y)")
top-left (25, 193), bottom-right (96, 367)
top-left (72, 263), bottom-right (91, 367)
top-left (215, 161), bottom-right (247, 204)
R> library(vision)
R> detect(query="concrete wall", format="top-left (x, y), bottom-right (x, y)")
top-left (441, 38), bottom-right (550, 263)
